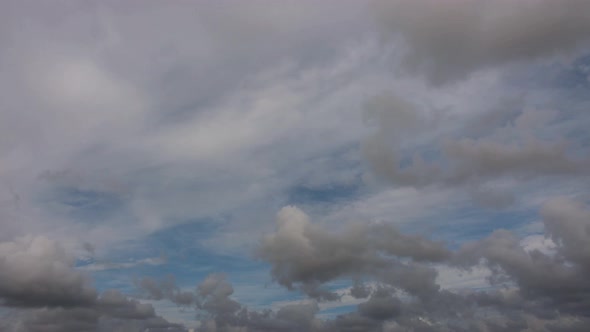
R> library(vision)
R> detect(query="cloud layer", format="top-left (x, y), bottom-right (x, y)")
top-left (374, 0), bottom-right (590, 84)
top-left (1, 0), bottom-right (590, 331)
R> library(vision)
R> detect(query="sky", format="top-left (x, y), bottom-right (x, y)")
top-left (1, 0), bottom-right (590, 331)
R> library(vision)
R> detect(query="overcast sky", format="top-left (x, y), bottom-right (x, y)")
top-left (1, 1), bottom-right (590, 331)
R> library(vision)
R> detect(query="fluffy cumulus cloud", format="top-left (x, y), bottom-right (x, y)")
top-left (258, 206), bottom-right (449, 300)
top-left (2, 0), bottom-right (590, 331)
top-left (132, 200), bottom-right (590, 331)
top-left (0, 237), bottom-right (182, 331)
top-left (0, 236), bottom-right (96, 308)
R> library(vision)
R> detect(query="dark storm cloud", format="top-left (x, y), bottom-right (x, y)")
top-left (373, 0), bottom-right (590, 85)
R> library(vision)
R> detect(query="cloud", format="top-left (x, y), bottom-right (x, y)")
top-left (106, 198), bottom-right (590, 331)
top-left (362, 92), bottom-right (590, 205)
top-left (0, 236), bottom-right (96, 307)
top-left (0, 0), bottom-right (373, 246)
top-left (137, 275), bottom-right (195, 307)
top-left (257, 206), bottom-right (449, 300)
top-left (0, 236), bottom-right (184, 331)
top-left (373, 0), bottom-right (590, 84)
top-left (2, 1), bottom-right (590, 331)
top-left (80, 256), bottom-right (166, 272)
top-left (252, 200), bottom-right (590, 331)
top-left (138, 273), bottom-right (326, 332)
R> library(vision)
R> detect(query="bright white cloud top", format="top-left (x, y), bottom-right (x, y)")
top-left (1, 1), bottom-right (590, 331)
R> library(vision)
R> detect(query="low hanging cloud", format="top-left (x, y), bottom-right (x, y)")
top-left (255, 199), bottom-right (590, 331)
top-left (0, 236), bottom-right (97, 308)
top-left (0, 236), bottom-right (184, 332)
top-left (373, 0), bottom-right (590, 84)
top-left (139, 272), bottom-right (324, 332)
top-left (127, 198), bottom-right (590, 331)
top-left (257, 206), bottom-right (449, 300)
top-left (137, 275), bottom-right (196, 307)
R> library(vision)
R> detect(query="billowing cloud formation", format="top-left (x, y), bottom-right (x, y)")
top-left (0, 236), bottom-right (183, 331)
top-left (137, 275), bottom-right (195, 307)
top-left (374, 0), bottom-right (590, 84)
top-left (135, 200), bottom-right (590, 331)
top-left (139, 273), bottom-right (324, 332)
top-left (258, 206), bottom-right (449, 300)
top-left (0, 236), bottom-right (96, 307)
top-left (255, 200), bottom-right (590, 331)
top-left (4, 183), bottom-right (588, 331)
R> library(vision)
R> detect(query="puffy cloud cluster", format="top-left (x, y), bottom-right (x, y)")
top-left (0, 236), bottom-right (96, 308)
top-left (137, 275), bottom-right (195, 307)
top-left (135, 199), bottom-right (590, 331)
top-left (258, 206), bottom-right (449, 300)
top-left (0, 236), bottom-right (184, 331)
top-left (139, 273), bottom-right (323, 332)
top-left (253, 200), bottom-right (590, 331)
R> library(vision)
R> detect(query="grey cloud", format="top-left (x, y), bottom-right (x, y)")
top-left (97, 290), bottom-right (155, 320)
top-left (470, 184), bottom-right (516, 209)
top-left (0, 0), bottom-right (376, 247)
top-left (99, 316), bottom-right (186, 332)
top-left (0, 236), bottom-right (97, 308)
top-left (82, 242), bottom-right (95, 256)
top-left (0, 236), bottom-right (185, 331)
top-left (257, 206), bottom-right (449, 299)
top-left (1, 291), bottom-right (185, 332)
top-left (3, 1), bottom-right (590, 331)
top-left (193, 274), bottom-right (323, 332)
top-left (349, 280), bottom-right (371, 299)
top-left (362, 92), bottom-right (432, 140)
top-left (443, 137), bottom-right (585, 183)
top-left (10, 307), bottom-right (99, 332)
top-left (373, 0), bottom-right (590, 84)
top-left (137, 275), bottom-right (195, 306)
top-left (358, 289), bottom-right (402, 321)
top-left (541, 197), bottom-right (590, 268)
top-left (275, 301), bottom-right (319, 329)
top-left (119, 199), bottom-right (590, 331)
top-left (0, 0), bottom-right (366, 122)
top-left (455, 197), bottom-right (590, 316)
top-left (254, 200), bottom-right (590, 331)
top-left (362, 93), bottom-right (590, 200)
top-left (8, 161), bottom-right (589, 331)
top-left (196, 274), bottom-right (241, 317)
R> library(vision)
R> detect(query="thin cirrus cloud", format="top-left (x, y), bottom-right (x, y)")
top-left (1, 0), bottom-right (590, 331)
